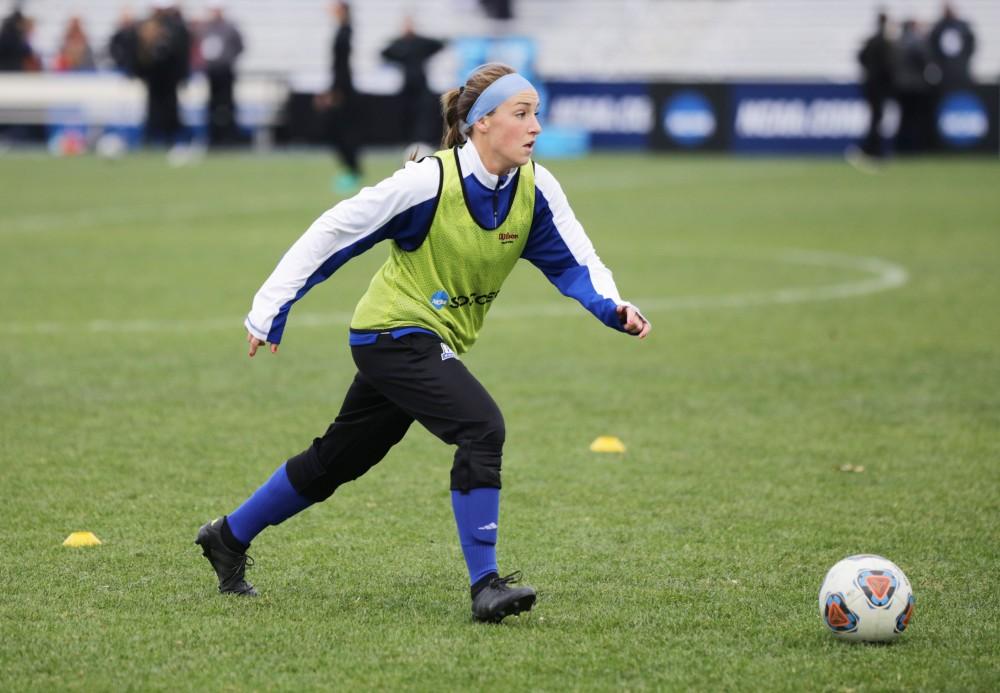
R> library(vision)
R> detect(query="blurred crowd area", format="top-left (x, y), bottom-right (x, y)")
top-left (1, 1), bottom-right (996, 84)
top-left (0, 1), bottom-right (994, 160)
top-left (0, 1), bottom-right (498, 150)
top-left (853, 3), bottom-right (978, 158)
top-left (860, 4), bottom-right (977, 94)
top-left (0, 0), bottom-right (506, 88)
top-left (1, 1), bottom-right (231, 74)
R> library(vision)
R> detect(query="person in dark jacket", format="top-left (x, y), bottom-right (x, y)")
top-left (381, 16), bottom-right (445, 145)
top-left (857, 11), bottom-right (894, 159)
top-left (131, 2), bottom-right (191, 145)
top-left (0, 9), bottom-right (39, 72)
top-left (198, 3), bottom-right (244, 147)
top-left (0, 6), bottom-right (39, 143)
top-left (316, 1), bottom-right (362, 193)
top-left (892, 19), bottom-right (937, 154)
top-left (108, 9), bottom-right (137, 74)
top-left (928, 2), bottom-right (976, 89)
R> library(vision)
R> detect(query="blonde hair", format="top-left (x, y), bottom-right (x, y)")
top-left (439, 63), bottom-right (517, 149)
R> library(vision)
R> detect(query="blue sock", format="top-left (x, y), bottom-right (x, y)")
top-left (451, 488), bottom-right (500, 586)
top-left (226, 463), bottom-right (312, 546)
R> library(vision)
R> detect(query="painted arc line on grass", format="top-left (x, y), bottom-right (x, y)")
top-left (7, 250), bottom-right (908, 335)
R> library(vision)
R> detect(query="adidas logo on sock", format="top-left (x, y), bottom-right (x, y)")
top-left (477, 522), bottom-right (498, 531)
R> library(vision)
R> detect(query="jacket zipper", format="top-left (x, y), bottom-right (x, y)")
top-left (493, 176), bottom-right (503, 228)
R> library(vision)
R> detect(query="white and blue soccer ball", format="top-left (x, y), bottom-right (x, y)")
top-left (95, 132), bottom-right (127, 160)
top-left (819, 554), bottom-right (914, 642)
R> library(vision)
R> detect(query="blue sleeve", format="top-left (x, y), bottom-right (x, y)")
top-left (521, 187), bottom-right (623, 331)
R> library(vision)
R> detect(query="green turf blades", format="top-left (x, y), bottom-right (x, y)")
top-left (1, 152), bottom-right (998, 690)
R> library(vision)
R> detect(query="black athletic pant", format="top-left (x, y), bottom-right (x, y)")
top-left (207, 69), bottom-right (237, 147)
top-left (327, 92), bottom-right (361, 176)
top-left (861, 88), bottom-right (888, 158)
top-left (285, 333), bottom-right (505, 502)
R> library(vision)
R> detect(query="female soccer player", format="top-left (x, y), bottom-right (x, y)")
top-left (196, 62), bottom-right (650, 623)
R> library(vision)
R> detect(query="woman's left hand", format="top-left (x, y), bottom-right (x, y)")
top-left (247, 332), bottom-right (279, 357)
top-left (617, 304), bottom-right (651, 339)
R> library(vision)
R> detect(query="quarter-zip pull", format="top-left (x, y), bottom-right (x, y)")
top-left (493, 174), bottom-right (506, 229)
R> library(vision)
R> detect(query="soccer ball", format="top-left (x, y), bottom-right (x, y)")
top-left (95, 132), bottom-right (127, 161)
top-left (819, 554), bottom-right (914, 642)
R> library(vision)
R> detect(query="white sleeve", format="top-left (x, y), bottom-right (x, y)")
top-left (244, 157), bottom-right (441, 342)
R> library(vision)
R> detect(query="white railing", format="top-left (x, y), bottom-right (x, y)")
top-left (0, 72), bottom-right (288, 148)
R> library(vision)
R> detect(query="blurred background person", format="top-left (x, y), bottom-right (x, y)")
top-left (53, 16), bottom-right (95, 72)
top-left (315, 1), bottom-right (362, 193)
top-left (854, 10), bottom-right (894, 161)
top-left (0, 6), bottom-right (40, 72)
top-left (130, 1), bottom-right (191, 145)
top-left (108, 8), bottom-right (137, 74)
top-left (197, 2), bottom-right (243, 148)
top-left (0, 3), bottom-right (39, 144)
top-left (928, 2), bottom-right (976, 89)
top-left (891, 19), bottom-right (936, 154)
top-left (381, 15), bottom-right (445, 147)
top-left (480, 0), bottom-right (514, 21)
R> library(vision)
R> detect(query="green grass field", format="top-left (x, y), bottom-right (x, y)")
top-left (1, 151), bottom-right (998, 691)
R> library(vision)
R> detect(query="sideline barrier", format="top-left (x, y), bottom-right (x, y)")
top-left (545, 79), bottom-right (999, 155)
top-left (0, 72), bottom-right (288, 148)
top-left (2, 73), bottom-right (996, 155)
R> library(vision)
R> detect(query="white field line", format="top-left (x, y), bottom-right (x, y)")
top-left (1, 196), bottom-right (308, 234)
top-left (7, 250), bottom-right (908, 335)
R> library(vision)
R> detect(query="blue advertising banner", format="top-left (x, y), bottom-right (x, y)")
top-left (542, 81), bottom-right (653, 148)
top-left (728, 82), bottom-right (998, 154)
top-left (648, 83), bottom-right (729, 151)
top-left (935, 87), bottom-right (998, 152)
top-left (730, 83), bottom-right (868, 153)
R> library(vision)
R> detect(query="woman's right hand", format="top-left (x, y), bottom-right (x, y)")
top-left (247, 332), bottom-right (278, 357)
top-left (616, 305), bottom-right (651, 339)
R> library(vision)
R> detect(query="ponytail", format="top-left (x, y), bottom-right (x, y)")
top-left (440, 88), bottom-right (465, 148)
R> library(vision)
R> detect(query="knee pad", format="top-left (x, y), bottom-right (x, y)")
top-left (450, 440), bottom-right (503, 492)
top-left (285, 442), bottom-right (339, 503)
top-left (448, 408), bottom-right (504, 492)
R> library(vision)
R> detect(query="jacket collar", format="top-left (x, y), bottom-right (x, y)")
top-left (458, 141), bottom-right (516, 190)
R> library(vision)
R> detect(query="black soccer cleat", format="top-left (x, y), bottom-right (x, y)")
top-left (195, 517), bottom-right (258, 596)
top-left (471, 571), bottom-right (536, 623)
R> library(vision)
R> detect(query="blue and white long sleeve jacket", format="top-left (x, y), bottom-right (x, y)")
top-left (245, 142), bottom-right (643, 345)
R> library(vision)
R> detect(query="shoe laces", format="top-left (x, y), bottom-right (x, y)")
top-left (490, 571), bottom-right (522, 589)
top-left (226, 553), bottom-right (253, 583)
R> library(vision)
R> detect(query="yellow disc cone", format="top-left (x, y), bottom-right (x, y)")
top-left (589, 436), bottom-right (626, 453)
top-left (63, 531), bottom-right (102, 547)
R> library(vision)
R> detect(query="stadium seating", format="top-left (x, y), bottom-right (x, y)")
top-left (21, 0), bottom-right (1000, 89)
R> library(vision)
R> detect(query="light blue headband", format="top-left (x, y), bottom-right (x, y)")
top-left (462, 73), bottom-right (536, 133)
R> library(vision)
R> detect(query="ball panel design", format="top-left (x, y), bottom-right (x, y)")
top-left (823, 593), bottom-right (859, 632)
top-left (818, 554), bottom-right (914, 642)
top-left (895, 594), bottom-right (915, 633)
top-left (857, 569), bottom-right (897, 608)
